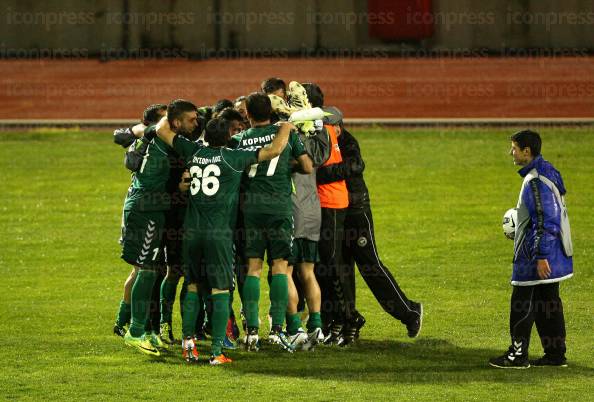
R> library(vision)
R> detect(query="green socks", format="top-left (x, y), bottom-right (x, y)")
top-left (160, 279), bottom-right (178, 324)
top-left (286, 313), bottom-right (302, 335)
top-left (307, 312), bottom-right (322, 332)
top-left (115, 300), bottom-right (131, 327)
top-left (243, 274), bottom-right (289, 329)
top-left (243, 276), bottom-right (261, 328)
top-left (209, 293), bottom-right (230, 356)
top-left (129, 269), bottom-right (158, 337)
top-left (270, 274), bottom-right (288, 328)
top-left (182, 291), bottom-right (199, 338)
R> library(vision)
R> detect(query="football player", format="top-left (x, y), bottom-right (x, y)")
top-left (156, 114), bottom-right (295, 364)
top-left (231, 92), bottom-right (313, 352)
top-left (119, 100), bottom-right (198, 356)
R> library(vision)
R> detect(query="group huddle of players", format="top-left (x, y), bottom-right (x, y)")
top-left (112, 78), bottom-right (423, 365)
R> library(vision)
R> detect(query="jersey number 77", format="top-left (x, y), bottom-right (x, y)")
top-left (248, 155), bottom-right (279, 178)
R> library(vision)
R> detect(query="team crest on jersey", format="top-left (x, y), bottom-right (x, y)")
top-left (357, 236), bottom-right (367, 247)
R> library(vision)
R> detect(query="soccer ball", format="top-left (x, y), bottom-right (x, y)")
top-left (502, 208), bottom-right (517, 240)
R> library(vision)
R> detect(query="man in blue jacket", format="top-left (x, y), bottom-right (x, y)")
top-left (490, 130), bottom-right (573, 369)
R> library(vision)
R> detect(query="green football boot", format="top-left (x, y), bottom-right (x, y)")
top-left (124, 330), bottom-right (160, 356)
top-left (148, 331), bottom-right (168, 350)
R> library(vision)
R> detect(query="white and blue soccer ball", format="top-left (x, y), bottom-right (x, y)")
top-left (502, 208), bottom-right (517, 240)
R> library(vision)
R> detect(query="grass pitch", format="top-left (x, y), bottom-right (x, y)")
top-left (0, 127), bottom-right (592, 401)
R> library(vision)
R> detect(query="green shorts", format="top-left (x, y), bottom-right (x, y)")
top-left (120, 209), bottom-right (165, 267)
top-left (288, 238), bottom-right (320, 266)
top-left (244, 212), bottom-right (294, 261)
top-left (182, 229), bottom-right (234, 290)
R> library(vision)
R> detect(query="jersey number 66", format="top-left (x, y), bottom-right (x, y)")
top-left (189, 164), bottom-right (220, 196)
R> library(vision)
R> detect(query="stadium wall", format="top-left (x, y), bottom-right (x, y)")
top-left (1, 0), bottom-right (593, 57)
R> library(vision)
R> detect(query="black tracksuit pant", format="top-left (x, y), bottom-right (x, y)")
top-left (509, 283), bottom-right (566, 358)
top-left (343, 205), bottom-right (416, 324)
top-left (316, 207), bottom-right (356, 327)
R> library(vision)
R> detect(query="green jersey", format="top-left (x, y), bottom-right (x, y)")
top-left (124, 126), bottom-right (171, 211)
top-left (172, 135), bottom-right (258, 231)
top-left (234, 125), bottom-right (306, 215)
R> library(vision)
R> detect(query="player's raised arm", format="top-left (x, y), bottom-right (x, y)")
top-left (131, 123), bottom-right (147, 137)
top-left (113, 127), bottom-right (135, 148)
top-left (113, 123), bottom-right (147, 147)
top-left (155, 116), bottom-right (176, 147)
top-left (257, 121), bottom-right (294, 162)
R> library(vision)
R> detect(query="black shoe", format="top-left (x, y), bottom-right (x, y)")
top-left (530, 355), bottom-right (568, 367)
top-left (323, 322), bottom-right (343, 345)
top-left (336, 336), bottom-right (354, 347)
top-left (353, 314), bottom-right (366, 340)
top-left (338, 315), bottom-right (365, 346)
top-left (337, 326), bottom-right (356, 347)
top-left (489, 350), bottom-right (530, 369)
top-left (113, 323), bottom-right (127, 338)
top-left (244, 327), bottom-right (260, 352)
top-left (406, 302), bottom-right (423, 338)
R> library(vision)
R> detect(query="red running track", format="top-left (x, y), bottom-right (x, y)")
top-left (1, 57), bottom-right (592, 119)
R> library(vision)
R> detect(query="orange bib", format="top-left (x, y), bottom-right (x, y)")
top-left (317, 125), bottom-right (349, 209)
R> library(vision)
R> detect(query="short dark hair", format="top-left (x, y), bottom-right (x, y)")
top-left (142, 103), bottom-right (167, 125)
top-left (213, 99), bottom-right (234, 115)
top-left (302, 83), bottom-right (324, 108)
top-left (204, 118), bottom-right (231, 147)
top-left (246, 92), bottom-right (272, 122)
top-left (198, 106), bottom-right (213, 121)
top-left (167, 99), bottom-right (197, 124)
top-left (511, 130), bottom-right (542, 157)
top-left (261, 77), bottom-right (286, 94)
top-left (218, 108), bottom-right (243, 123)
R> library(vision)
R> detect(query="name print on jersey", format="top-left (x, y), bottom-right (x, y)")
top-left (241, 133), bottom-right (276, 147)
